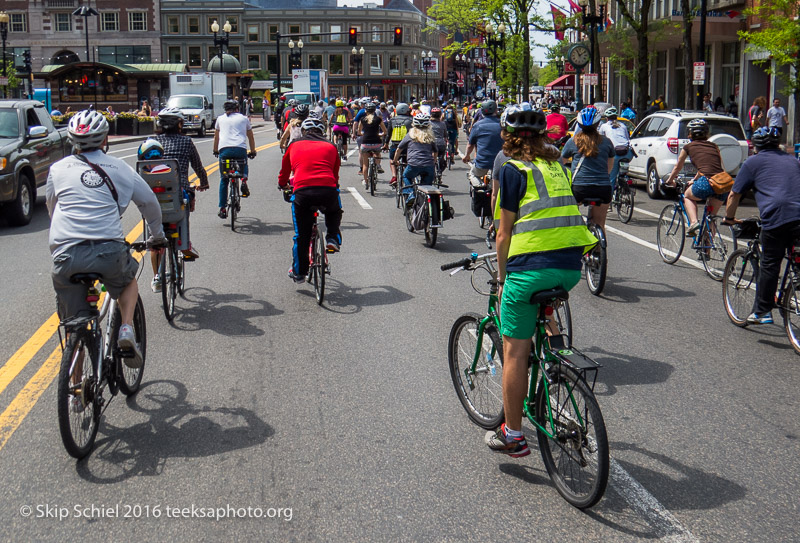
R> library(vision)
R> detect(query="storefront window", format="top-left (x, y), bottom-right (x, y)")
top-left (329, 54), bottom-right (343, 75)
top-left (59, 68), bottom-right (128, 102)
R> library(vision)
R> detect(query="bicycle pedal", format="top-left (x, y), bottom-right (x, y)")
top-left (182, 255), bottom-right (196, 262)
top-left (116, 348), bottom-right (134, 358)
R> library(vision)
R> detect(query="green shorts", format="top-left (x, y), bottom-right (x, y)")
top-left (500, 268), bottom-right (581, 339)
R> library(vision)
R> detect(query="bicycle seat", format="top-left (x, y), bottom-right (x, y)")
top-left (70, 273), bottom-right (102, 284)
top-left (417, 185), bottom-right (443, 196)
top-left (529, 287), bottom-right (569, 305)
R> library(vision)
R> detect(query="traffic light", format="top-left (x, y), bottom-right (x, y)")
top-left (349, 27), bottom-right (357, 46)
top-left (393, 27), bottom-right (402, 46)
top-left (22, 50), bottom-right (31, 74)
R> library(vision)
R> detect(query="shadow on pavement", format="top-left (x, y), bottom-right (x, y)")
top-left (583, 346), bottom-right (674, 397)
top-left (297, 279), bottom-right (413, 314)
top-left (497, 462), bottom-right (552, 488)
top-left (171, 287), bottom-right (283, 335)
top-left (418, 233), bottom-right (488, 255)
top-left (599, 277), bottom-right (695, 303)
top-left (0, 196), bottom-right (49, 235)
top-left (230, 216), bottom-right (294, 236)
top-left (75, 380), bottom-right (273, 483)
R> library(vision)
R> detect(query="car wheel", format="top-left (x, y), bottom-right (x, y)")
top-left (198, 122), bottom-right (206, 137)
top-left (6, 173), bottom-right (34, 226)
top-left (646, 162), bottom-right (662, 200)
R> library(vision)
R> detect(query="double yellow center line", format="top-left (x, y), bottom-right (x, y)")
top-left (0, 142), bottom-right (278, 453)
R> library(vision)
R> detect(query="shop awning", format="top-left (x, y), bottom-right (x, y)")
top-left (545, 74), bottom-right (575, 91)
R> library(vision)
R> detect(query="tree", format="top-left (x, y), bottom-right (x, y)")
top-left (679, 0), bottom-right (694, 111)
top-left (538, 64), bottom-right (559, 87)
top-left (611, 0), bottom-right (656, 116)
top-left (739, 0), bottom-right (800, 138)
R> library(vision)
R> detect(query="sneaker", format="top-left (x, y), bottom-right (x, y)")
top-left (484, 424), bottom-right (530, 458)
top-left (117, 324), bottom-right (143, 369)
top-left (687, 221), bottom-right (701, 235)
top-left (378, 167), bottom-right (385, 174)
top-left (746, 312), bottom-right (774, 325)
top-left (358, 168), bottom-right (363, 175)
top-left (389, 176), bottom-right (397, 188)
top-left (326, 240), bottom-right (340, 253)
top-left (241, 183), bottom-right (250, 198)
top-left (151, 275), bottom-right (161, 293)
top-left (342, 155), bottom-right (348, 162)
top-left (287, 268), bottom-right (306, 284)
top-left (218, 208), bottom-right (227, 219)
top-left (182, 244), bottom-right (199, 260)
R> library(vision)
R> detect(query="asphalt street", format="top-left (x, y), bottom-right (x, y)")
top-left (0, 125), bottom-right (797, 542)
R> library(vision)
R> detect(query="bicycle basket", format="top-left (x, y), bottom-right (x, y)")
top-left (732, 218), bottom-right (760, 240)
top-left (442, 199), bottom-right (455, 221)
top-left (411, 199), bottom-right (428, 231)
top-left (470, 187), bottom-right (491, 217)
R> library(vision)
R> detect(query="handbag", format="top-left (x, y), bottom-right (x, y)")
top-left (709, 171), bottom-right (734, 194)
top-left (614, 144), bottom-right (630, 156)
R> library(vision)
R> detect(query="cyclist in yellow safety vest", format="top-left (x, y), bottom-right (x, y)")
top-left (485, 103), bottom-right (597, 458)
top-left (383, 102), bottom-right (414, 188)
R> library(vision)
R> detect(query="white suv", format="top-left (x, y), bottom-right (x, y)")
top-left (627, 111), bottom-right (751, 198)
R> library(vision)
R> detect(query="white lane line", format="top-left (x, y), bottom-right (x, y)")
top-left (605, 224), bottom-right (704, 270)
top-left (610, 460), bottom-right (699, 542)
top-left (347, 149), bottom-right (357, 158)
top-left (346, 187), bottom-right (372, 209)
top-left (632, 204), bottom-right (734, 243)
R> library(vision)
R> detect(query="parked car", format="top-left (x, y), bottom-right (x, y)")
top-left (0, 100), bottom-right (70, 226)
top-left (626, 110), bottom-right (750, 199)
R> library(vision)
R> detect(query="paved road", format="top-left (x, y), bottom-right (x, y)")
top-left (0, 126), bottom-right (797, 541)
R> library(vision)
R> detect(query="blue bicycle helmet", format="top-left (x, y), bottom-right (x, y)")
top-left (137, 138), bottom-right (164, 160)
top-left (577, 107), bottom-right (602, 129)
top-left (751, 126), bottom-right (781, 150)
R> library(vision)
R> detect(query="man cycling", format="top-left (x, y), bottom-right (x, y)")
top-left (278, 116), bottom-right (343, 284)
top-left (384, 102), bottom-right (414, 188)
top-left (46, 109), bottom-right (166, 369)
top-left (443, 103), bottom-right (462, 160)
top-left (598, 107), bottom-right (633, 184)
top-left (723, 127), bottom-right (800, 324)
top-left (213, 99), bottom-right (257, 219)
top-left (545, 105), bottom-right (568, 142)
top-left (462, 100), bottom-right (503, 188)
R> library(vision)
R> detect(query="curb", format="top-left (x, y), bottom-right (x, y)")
top-left (108, 122), bottom-right (269, 147)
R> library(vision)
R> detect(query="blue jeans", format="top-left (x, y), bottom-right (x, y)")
top-left (402, 164), bottom-right (435, 203)
top-left (609, 148), bottom-right (633, 184)
top-left (218, 147), bottom-right (248, 208)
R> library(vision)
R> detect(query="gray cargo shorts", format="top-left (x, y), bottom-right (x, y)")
top-left (51, 240), bottom-right (138, 318)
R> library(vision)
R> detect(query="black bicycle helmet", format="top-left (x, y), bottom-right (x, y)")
top-left (294, 103), bottom-right (310, 119)
top-left (687, 118), bottom-right (709, 139)
top-left (751, 126), bottom-right (781, 150)
top-left (481, 100), bottom-right (498, 116)
top-left (500, 103), bottom-right (546, 135)
top-left (223, 99), bottom-right (240, 112)
top-left (365, 102), bottom-right (377, 112)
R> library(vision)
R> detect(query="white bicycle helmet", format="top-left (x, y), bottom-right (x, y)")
top-left (412, 112), bottom-right (431, 128)
top-left (67, 109), bottom-right (109, 150)
top-left (156, 107), bottom-right (185, 129)
top-left (301, 117), bottom-right (325, 133)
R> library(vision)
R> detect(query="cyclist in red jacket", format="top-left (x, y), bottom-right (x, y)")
top-left (278, 115), bottom-right (343, 284)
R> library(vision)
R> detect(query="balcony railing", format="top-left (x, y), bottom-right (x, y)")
top-left (47, 0), bottom-right (77, 8)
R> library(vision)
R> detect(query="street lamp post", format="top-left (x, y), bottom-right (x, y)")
top-left (484, 21), bottom-right (505, 101)
top-left (455, 54), bottom-right (469, 100)
top-left (578, 0), bottom-right (607, 103)
top-left (288, 38), bottom-right (304, 70)
top-left (555, 56), bottom-right (566, 77)
top-left (0, 12), bottom-right (8, 100)
top-left (351, 47), bottom-right (364, 98)
top-left (422, 50), bottom-right (434, 101)
top-left (211, 19), bottom-right (232, 70)
top-left (73, 5), bottom-right (99, 109)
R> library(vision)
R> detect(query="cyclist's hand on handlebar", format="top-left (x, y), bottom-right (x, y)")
top-left (247, 150), bottom-right (257, 159)
top-left (213, 150), bottom-right (219, 158)
top-left (197, 181), bottom-right (210, 192)
top-left (722, 217), bottom-right (741, 226)
top-left (146, 233), bottom-right (168, 249)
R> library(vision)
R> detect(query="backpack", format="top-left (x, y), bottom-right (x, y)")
top-left (445, 109), bottom-right (455, 122)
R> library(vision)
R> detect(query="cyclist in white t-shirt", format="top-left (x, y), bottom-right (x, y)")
top-left (598, 107), bottom-right (632, 184)
top-left (213, 100), bottom-right (258, 219)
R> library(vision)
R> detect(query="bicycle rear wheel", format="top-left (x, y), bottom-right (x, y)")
top-left (448, 313), bottom-right (504, 429)
top-left (369, 161), bottom-right (376, 196)
top-left (160, 244), bottom-right (176, 322)
top-left (781, 277), bottom-right (800, 355)
top-left (396, 164), bottom-right (405, 209)
top-left (312, 230), bottom-right (326, 305)
top-left (584, 224), bottom-right (607, 296)
top-left (229, 181), bottom-right (238, 232)
top-left (535, 364), bottom-right (609, 509)
top-left (405, 192), bottom-right (415, 232)
top-left (553, 299), bottom-right (573, 345)
top-left (615, 182), bottom-right (634, 224)
top-left (177, 245), bottom-right (186, 296)
top-left (57, 331), bottom-right (100, 459)
top-left (700, 219), bottom-right (736, 281)
top-left (111, 295), bottom-right (147, 395)
top-left (722, 248), bottom-right (758, 327)
top-left (657, 204), bottom-right (685, 264)
top-left (423, 206), bottom-right (437, 248)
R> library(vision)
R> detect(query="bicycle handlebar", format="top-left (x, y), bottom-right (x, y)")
top-left (441, 257), bottom-right (473, 271)
top-left (441, 252), bottom-right (498, 272)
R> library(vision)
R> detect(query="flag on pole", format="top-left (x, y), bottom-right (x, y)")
top-left (566, 0), bottom-right (582, 14)
top-left (551, 6), bottom-right (567, 41)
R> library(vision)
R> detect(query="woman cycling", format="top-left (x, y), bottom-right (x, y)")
top-left (561, 107), bottom-right (615, 231)
top-left (485, 104), bottom-right (597, 456)
top-left (357, 102), bottom-right (387, 189)
top-left (430, 107), bottom-right (448, 174)
top-left (598, 106), bottom-right (633, 184)
top-left (330, 100), bottom-right (352, 160)
top-left (279, 103), bottom-right (310, 152)
top-left (393, 113), bottom-right (437, 206)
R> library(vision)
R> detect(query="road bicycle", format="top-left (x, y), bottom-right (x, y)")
top-left (156, 224), bottom-right (185, 322)
top-left (307, 207), bottom-right (333, 305)
top-left (722, 218), bottom-right (800, 354)
top-left (578, 200), bottom-right (607, 296)
top-left (470, 173), bottom-right (493, 230)
top-left (403, 174), bottom-right (450, 248)
top-left (334, 131), bottom-right (347, 161)
top-left (395, 157), bottom-right (408, 209)
top-left (441, 252), bottom-right (607, 509)
top-left (446, 139), bottom-right (456, 170)
top-left (656, 177), bottom-right (737, 280)
top-left (611, 158), bottom-right (635, 224)
top-left (57, 241), bottom-right (150, 459)
top-left (221, 158), bottom-right (245, 232)
top-left (366, 154), bottom-right (379, 196)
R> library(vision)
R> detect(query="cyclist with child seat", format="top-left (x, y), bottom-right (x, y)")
top-left (357, 102), bottom-right (387, 189)
top-left (487, 106), bottom-right (597, 456)
top-left (723, 127), bottom-right (800, 325)
top-left (463, 100), bottom-right (503, 189)
top-left (430, 107), bottom-right (448, 174)
top-left (280, 103), bottom-right (311, 152)
top-left (46, 109), bottom-right (166, 370)
top-left (663, 118), bottom-right (728, 234)
top-left (561, 107), bottom-right (615, 231)
top-left (394, 113), bottom-right (438, 206)
top-left (278, 116), bottom-right (344, 284)
top-left (384, 102), bottom-right (414, 187)
top-left (330, 100), bottom-right (352, 161)
top-left (598, 107), bottom-right (633, 184)
top-left (213, 99), bottom-right (257, 219)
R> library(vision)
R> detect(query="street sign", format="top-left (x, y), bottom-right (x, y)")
top-left (488, 80), bottom-right (496, 90)
top-left (456, 79), bottom-right (464, 88)
top-left (584, 73), bottom-right (598, 86)
top-left (693, 62), bottom-right (705, 85)
top-left (0, 77), bottom-right (8, 86)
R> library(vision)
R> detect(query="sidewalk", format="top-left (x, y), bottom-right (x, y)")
top-left (108, 120), bottom-right (270, 147)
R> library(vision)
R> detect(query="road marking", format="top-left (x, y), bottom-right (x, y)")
top-left (0, 314), bottom-right (60, 398)
top-left (347, 149), bottom-right (357, 158)
top-left (610, 459), bottom-right (699, 542)
top-left (346, 187), bottom-right (373, 209)
top-left (632, 204), bottom-right (734, 243)
top-left (605, 224), bottom-right (704, 270)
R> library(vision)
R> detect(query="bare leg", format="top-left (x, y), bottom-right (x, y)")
top-left (591, 203), bottom-right (610, 231)
top-left (117, 280), bottom-right (139, 326)
top-left (685, 187), bottom-right (700, 225)
top-left (502, 336), bottom-right (531, 432)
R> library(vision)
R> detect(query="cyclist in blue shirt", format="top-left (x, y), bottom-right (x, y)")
top-left (462, 100), bottom-right (502, 188)
top-left (723, 127), bottom-right (800, 324)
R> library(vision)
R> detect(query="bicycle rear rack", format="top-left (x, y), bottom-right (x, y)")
top-left (545, 335), bottom-right (601, 391)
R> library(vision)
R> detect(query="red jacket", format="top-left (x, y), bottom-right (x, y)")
top-left (278, 137), bottom-right (340, 190)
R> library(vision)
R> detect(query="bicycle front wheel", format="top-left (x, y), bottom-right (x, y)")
top-left (57, 332), bottom-right (100, 459)
top-left (722, 248), bottom-right (758, 327)
top-left (535, 364), bottom-right (609, 509)
top-left (584, 224), bottom-right (607, 296)
top-left (160, 241), bottom-right (176, 322)
top-left (111, 295), bottom-right (147, 395)
top-left (781, 278), bottom-right (800, 355)
top-left (615, 182), bottom-right (634, 224)
top-left (657, 204), bottom-right (685, 264)
top-left (448, 313), bottom-right (504, 429)
top-left (313, 232), bottom-right (326, 305)
top-left (700, 219), bottom-right (737, 281)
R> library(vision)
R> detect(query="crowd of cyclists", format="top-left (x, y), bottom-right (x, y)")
top-left (44, 89), bottom-right (800, 453)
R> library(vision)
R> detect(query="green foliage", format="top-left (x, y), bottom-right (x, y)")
top-left (538, 64), bottom-right (559, 86)
top-left (739, 0), bottom-right (800, 95)
top-left (1, 61), bottom-right (22, 89)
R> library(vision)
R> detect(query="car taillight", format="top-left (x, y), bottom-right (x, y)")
top-left (667, 138), bottom-right (679, 154)
top-left (747, 140), bottom-right (754, 156)
top-left (152, 186), bottom-right (166, 193)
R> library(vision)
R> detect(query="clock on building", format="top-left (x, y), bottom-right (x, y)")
top-left (567, 44), bottom-right (591, 70)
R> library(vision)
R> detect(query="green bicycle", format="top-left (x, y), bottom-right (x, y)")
top-left (442, 252), bottom-right (608, 509)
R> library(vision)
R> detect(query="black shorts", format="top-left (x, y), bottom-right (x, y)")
top-left (572, 184), bottom-right (612, 205)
